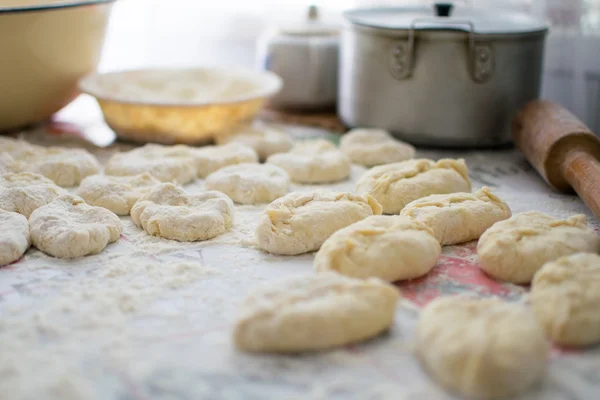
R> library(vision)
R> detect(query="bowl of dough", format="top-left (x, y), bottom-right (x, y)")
top-left (80, 67), bottom-right (283, 145)
top-left (0, 0), bottom-right (116, 132)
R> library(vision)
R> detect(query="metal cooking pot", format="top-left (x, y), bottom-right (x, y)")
top-left (339, 3), bottom-right (549, 147)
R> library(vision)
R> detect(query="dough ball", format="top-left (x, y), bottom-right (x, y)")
top-left (340, 128), bottom-right (415, 167)
top-left (16, 146), bottom-right (101, 187)
top-left (29, 194), bottom-right (122, 259)
top-left (204, 163), bottom-right (289, 205)
top-left (215, 124), bottom-right (293, 161)
top-left (401, 187), bottom-right (511, 245)
top-left (0, 136), bottom-right (37, 158)
top-left (531, 253), bottom-right (600, 347)
top-left (0, 172), bottom-right (67, 218)
top-left (256, 191), bottom-right (382, 255)
top-left (131, 182), bottom-right (234, 242)
top-left (478, 212), bottom-right (600, 284)
top-left (233, 272), bottom-right (400, 353)
top-left (0, 210), bottom-right (30, 266)
top-left (0, 153), bottom-right (19, 174)
top-left (314, 215), bottom-right (440, 281)
top-left (356, 159), bottom-right (471, 214)
top-left (190, 143), bottom-right (258, 178)
top-left (76, 173), bottom-right (161, 216)
top-left (266, 139), bottom-right (350, 184)
top-left (105, 144), bottom-right (197, 184)
top-left (416, 296), bottom-right (549, 400)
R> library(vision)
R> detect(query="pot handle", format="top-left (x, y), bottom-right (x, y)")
top-left (389, 18), bottom-right (494, 83)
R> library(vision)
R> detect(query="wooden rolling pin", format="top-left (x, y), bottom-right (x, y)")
top-left (513, 100), bottom-right (600, 219)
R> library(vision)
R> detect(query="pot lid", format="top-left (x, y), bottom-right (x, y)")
top-left (344, 3), bottom-right (549, 35)
top-left (276, 5), bottom-right (340, 37)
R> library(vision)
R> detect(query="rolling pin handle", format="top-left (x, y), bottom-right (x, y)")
top-left (562, 150), bottom-right (600, 220)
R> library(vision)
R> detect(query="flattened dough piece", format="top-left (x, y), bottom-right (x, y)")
top-left (131, 183), bottom-right (234, 242)
top-left (340, 128), bottom-right (415, 167)
top-left (233, 273), bottom-right (400, 353)
top-left (204, 163), bottom-right (289, 204)
top-left (0, 210), bottom-right (30, 266)
top-left (76, 173), bottom-right (161, 215)
top-left (215, 125), bottom-right (293, 161)
top-left (105, 144), bottom-right (197, 184)
top-left (417, 296), bottom-right (549, 400)
top-left (256, 191), bottom-right (382, 255)
top-left (0, 153), bottom-right (19, 174)
top-left (29, 194), bottom-right (122, 259)
top-left (356, 159), bottom-right (471, 214)
top-left (401, 187), bottom-right (511, 245)
top-left (314, 215), bottom-right (440, 282)
top-left (18, 146), bottom-right (101, 187)
top-left (478, 212), bottom-right (600, 284)
top-left (531, 253), bottom-right (600, 346)
top-left (266, 139), bottom-right (350, 184)
top-left (0, 172), bottom-right (67, 218)
top-left (190, 143), bottom-right (258, 178)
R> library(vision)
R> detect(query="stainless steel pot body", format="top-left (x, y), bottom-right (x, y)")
top-left (339, 24), bottom-right (547, 147)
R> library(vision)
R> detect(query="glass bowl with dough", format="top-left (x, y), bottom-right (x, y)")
top-left (80, 68), bottom-right (282, 145)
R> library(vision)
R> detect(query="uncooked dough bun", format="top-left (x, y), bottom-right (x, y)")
top-left (531, 253), bottom-right (600, 347)
top-left (256, 191), bottom-right (382, 255)
top-left (190, 143), bottom-right (258, 178)
top-left (340, 128), bottom-right (415, 167)
top-left (204, 163), bottom-right (289, 204)
top-left (131, 183), bottom-right (234, 242)
top-left (215, 124), bottom-right (293, 161)
top-left (356, 158), bottom-right (471, 214)
top-left (233, 272), bottom-right (400, 353)
top-left (416, 296), bottom-right (549, 400)
top-left (401, 187), bottom-right (511, 245)
top-left (17, 146), bottom-right (101, 187)
top-left (0, 209), bottom-right (30, 266)
top-left (266, 139), bottom-right (351, 184)
top-left (105, 144), bottom-right (197, 184)
top-left (0, 172), bottom-right (66, 218)
top-left (314, 215), bottom-right (440, 281)
top-left (0, 153), bottom-right (19, 174)
top-left (76, 173), bottom-right (161, 215)
top-left (478, 212), bottom-right (600, 284)
top-left (29, 195), bottom-right (122, 259)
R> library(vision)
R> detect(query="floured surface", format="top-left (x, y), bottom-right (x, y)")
top-left (2, 125), bottom-right (600, 400)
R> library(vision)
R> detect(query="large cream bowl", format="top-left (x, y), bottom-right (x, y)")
top-left (0, 0), bottom-right (115, 132)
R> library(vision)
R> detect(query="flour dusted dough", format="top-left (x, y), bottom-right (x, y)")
top-left (0, 153), bottom-right (19, 174)
top-left (18, 146), bottom-right (101, 187)
top-left (131, 182), bottom-right (234, 242)
top-left (256, 191), bottom-right (382, 255)
top-left (356, 159), bottom-right (471, 214)
top-left (314, 216), bottom-right (440, 281)
top-left (0, 172), bottom-right (66, 218)
top-left (531, 253), bottom-right (600, 347)
top-left (400, 187), bottom-right (511, 245)
top-left (478, 212), bottom-right (600, 284)
top-left (76, 173), bottom-right (161, 215)
top-left (416, 296), bottom-right (549, 400)
top-left (215, 125), bottom-right (293, 161)
top-left (204, 163), bottom-right (289, 204)
top-left (0, 210), bottom-right (30, 266)
top-left (29, 194), bottom-right (122, 259)
top-left (233, 272), bottom-right (399, 353)
top-left (105, 144), bottom-right (197, 184)
top-left (190, 143), bottom-right (258, 178)
top-left (340, 128), bottom-right (415, 167)
top-left (266, 139), bottom-right (351, 184)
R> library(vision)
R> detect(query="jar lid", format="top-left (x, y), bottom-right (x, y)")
top-left (344, 3), bottom-right (549, 35)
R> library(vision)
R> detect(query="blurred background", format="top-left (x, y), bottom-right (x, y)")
top-left (99, 0), bottom-right (600, 132)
